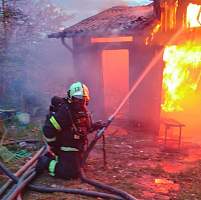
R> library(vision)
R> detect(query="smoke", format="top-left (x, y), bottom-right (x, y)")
top-left (49, 0), bottom-right (152, 26)
top-left (1, 0), bottom-right (151, 118)
top-left (1, 0), bottom-right (74, 115)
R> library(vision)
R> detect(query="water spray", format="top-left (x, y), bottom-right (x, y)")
top-left (0, 28), bottom-right (185, 200)
top-left (83, 28), bottom-right (185, 163)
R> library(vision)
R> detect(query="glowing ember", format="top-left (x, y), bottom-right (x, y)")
top-left (162, 42), bottom-right (201, 112)
top-left (155, 178), bottom-right (173, 184)
top-left (186, 3), bottom-right (201, 28)
top-left (154, 178), bottom-right (180, 192)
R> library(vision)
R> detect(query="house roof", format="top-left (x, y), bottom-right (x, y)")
top-left (48, 4), bottom-right (156, 38)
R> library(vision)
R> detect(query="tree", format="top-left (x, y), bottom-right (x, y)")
top-left (0, 0), bottom-right (72, 111)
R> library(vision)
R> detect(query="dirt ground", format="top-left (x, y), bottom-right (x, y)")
top-left (17, 121), bottom-right (201, 200)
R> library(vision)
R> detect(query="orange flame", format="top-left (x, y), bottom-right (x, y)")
top-left (186, 3), bottom-right (201, 28)
top-left (145, 23), bottom-right (161, 45)
top-left (162, 42), bottom-right (201, 112)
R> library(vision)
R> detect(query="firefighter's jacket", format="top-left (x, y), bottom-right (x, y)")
top-left (43, 102), bottom-right (94, 153)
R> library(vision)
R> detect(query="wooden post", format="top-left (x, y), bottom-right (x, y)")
top-left (153, 0), bottom-right (161, 19)
top-left (178, 126), bottom-right (182, 149)
top-left (164, 125), bottom-right (168, 146)
top-left (176, 0), bottom-right (188, 29)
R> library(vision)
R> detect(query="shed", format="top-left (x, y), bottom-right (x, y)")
top-left (48, 4), bottom-right (164, 134)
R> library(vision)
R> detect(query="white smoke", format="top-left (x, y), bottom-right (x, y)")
top-left (49, 0), bottom-right (153, 26)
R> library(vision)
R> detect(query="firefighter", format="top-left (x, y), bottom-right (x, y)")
top-left (36, 82), bottom-right (105, 179)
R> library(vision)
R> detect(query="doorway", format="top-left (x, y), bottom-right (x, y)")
top-left (102, 49), bottom-right (129, 118)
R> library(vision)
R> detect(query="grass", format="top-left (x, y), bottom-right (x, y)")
top-left (0, 121), bottom-right (44, 178)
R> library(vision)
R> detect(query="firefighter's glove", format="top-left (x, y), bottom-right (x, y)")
top-left (92, 120), bottom-right (107, 131)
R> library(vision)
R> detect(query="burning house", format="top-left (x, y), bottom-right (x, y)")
top-left (49, 0), bottom-right (201, 139)
top-left (154, 0), bottom-right (201, 141)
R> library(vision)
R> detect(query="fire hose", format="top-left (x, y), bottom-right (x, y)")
top-left (0, 124), bottom-right (138, 200)
top-left (0, 123), bottom-right (136, 199)
top-left (0, 29), bottom-right (185, 200)
top-left (0, 160), bottom-right (123, 200)
top-left (80, 169), bottom-right (136, 200)
top-left (0, 143), bottom-right (125, 200)
top-left (81, 27), bottom-right (186, 200)
top-left (0, 24), bottom-right (186, 200)
top-left (83, 26), bottom-right (186, 164)
top-left (0, 133), bottom-right (137, 199)
top-left (0, 145), bottom-right (47, 196)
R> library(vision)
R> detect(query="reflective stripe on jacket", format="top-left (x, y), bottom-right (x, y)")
top-left (49, 116), bottom-right (61, 131)
top-left (60, 146), bottom-right (79, 152)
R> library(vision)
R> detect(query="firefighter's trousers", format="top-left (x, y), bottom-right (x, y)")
top-left (48, 150), bottom-right (82, 179)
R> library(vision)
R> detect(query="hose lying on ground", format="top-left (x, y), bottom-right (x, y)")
top-left (2, 168), bottom-right (36, 200)
top-left (0, 146), bottom-right (47, 196)
top-left (0, 160), bottom-right (18, 183)
top-left (0, 129), bottom-right (137, 200)
top-left (0, 161), bottom-right (124, 200)
top-left (80, 169), bottom-right (137, 200)
top-left (30, 183), bottom-right (123, 200)
top-left (0, 113), bottom-right (137, 200)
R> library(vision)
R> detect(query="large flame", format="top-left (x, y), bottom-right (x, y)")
top-left (186, 3), bottom-right (201, 28)
top-left (162, 42), bottom-right (201, 112)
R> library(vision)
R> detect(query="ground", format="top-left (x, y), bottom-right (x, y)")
top-left (1, 121), bottom-right (201, 200)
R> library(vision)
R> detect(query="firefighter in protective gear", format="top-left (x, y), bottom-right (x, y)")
top-left (36, 82), bottom-right (104, 179)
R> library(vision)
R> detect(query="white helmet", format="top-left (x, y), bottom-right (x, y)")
top-left (68, 82), bottom-right (90, 102)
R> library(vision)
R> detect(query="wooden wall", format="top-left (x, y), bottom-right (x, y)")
top-left (72, 36), bottom-right (164, 133)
